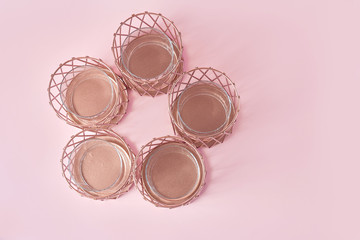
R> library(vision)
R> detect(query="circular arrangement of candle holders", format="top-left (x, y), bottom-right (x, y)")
top-left (48, 11), bottom-right (240, 208)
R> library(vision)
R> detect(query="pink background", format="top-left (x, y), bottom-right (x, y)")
top-left (0, 0), bottom-right (359, 239)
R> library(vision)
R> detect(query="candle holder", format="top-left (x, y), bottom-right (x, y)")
top-left (61, 129), bottom-right (135, 200)
top-left (169, 67), bottom-right (240, 148)
top-left (134, 136), bottom-right (206, 208)
top-left (48, 56), bottom-right (128, 129)
top-left (112, 12), bottom-right (183, 97)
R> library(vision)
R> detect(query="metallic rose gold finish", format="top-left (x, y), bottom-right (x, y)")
top-left (134, 136), bottom-right (206, 208)
top-left (169, 68), bottom-right (240, 148)
top-left (48, 56), bottom-right (128, 129)
top-left (112, 12), bottom-right (183, 97)
top-left (61, 129), bottom-right (135, 200)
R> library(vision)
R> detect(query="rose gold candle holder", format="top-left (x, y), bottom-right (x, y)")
top-left (112, 12), bottom-right (183, 97)
top-left (48, 56), bottom-right (128, 129)
top-left (134, 136), bottom-right (206, 208)
top-left (169, 67), bottom-right (240, 148)
top-left (61, 129), bottom-right (135, 200)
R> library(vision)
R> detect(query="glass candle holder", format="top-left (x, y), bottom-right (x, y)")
top-left (168, 68), bottom-right (240, 148)
top-left (134, 136), bottom-right (206, 208)
top-left (61, 129), bottom-right (135, 200)
top-left (48, 56), bottom-right (128, 129)
top-left (112, 12), bottom-right (183, 97)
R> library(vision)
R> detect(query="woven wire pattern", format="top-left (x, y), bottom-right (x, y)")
top-left (134, 136), bottom-right (206, 208)
top-left (48, 56), bottom-right (128, 129)
top-left (112, 12), bottom-right (183, 97)
top-left (61, 129), bottom-right (135, 200)
top-left (168, 67), bottom-right (240, 148)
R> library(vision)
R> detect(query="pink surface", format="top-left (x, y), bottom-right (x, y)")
top-left (0, 0), bottom-right (359, 239)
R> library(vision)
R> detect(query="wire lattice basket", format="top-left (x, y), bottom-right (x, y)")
top-left (61, 129), bottom-right (135, 200)
top-left (48, 56), bottom-right (128, 129)
top-left (134, 135), bottom-right (206, 208)
top-left (169, 67), bottom-right (240, 148)
top-left (112, 12), bottom-right (183, 97)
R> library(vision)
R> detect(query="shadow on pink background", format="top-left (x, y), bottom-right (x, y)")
top-left (0, 0), bottom-right (359, 239)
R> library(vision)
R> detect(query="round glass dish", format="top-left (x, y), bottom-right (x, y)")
top-left (134, 136), bottom-right (206, 208)
top-left (48, 56), bottom-right (128, 129)
top-left (112, 12), bottom-right (183, 96)
top-left (70, 139), bottom-right (123, 193)
top-left (120, 27), bottom-right (175, 81)
top-left (60, 66), bottom-right (115, 120)
top-left (168, 67), bottom-right (240, 148)
top-left (177, 81), bottom-right (232, 136)
top-left (61, 129), bottom-right (134, 200)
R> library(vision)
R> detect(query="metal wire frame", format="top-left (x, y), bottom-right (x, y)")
top-left (48, 56), bottom-right (128, 129)
top-left (134, 135), bottom-right (206, 208)
top-left (61, 129), bottom-right (135, 200)
top-left (112, 11), bottom-right (183, 97)
top-left (168, 67), bottom-right (240, 148)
